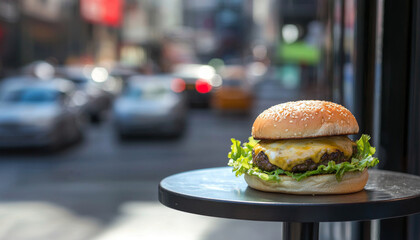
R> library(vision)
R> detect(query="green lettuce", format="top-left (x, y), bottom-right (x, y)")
top-left (227, 134), bottom-right (379, 182)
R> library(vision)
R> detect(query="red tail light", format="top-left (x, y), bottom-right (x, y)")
top-left (171, 78), bottom-right (186, 93)
top-left (195, 79), bottom-right (212, 94)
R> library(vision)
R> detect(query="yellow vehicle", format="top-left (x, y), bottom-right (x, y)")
top-left (211, 65), bottom-right (253, 113)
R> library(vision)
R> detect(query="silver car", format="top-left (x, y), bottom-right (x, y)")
top-left (0, 77), bottom-right (84, 149)
top-left (113, 75), bottom-right (187, 138)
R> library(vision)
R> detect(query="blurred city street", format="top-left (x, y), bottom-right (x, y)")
top-left (0, 81), bottom-right (314, 239)
top-left (0, 0), bottom-right (324, 237)
top-left (2, 0), bottom-right (417, 239)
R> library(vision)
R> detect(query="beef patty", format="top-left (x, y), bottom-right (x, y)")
top-left (252, 146), bottom-right (357, 173)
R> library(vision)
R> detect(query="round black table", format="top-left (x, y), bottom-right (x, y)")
top-left (158, 167), bottom-right (420, 240)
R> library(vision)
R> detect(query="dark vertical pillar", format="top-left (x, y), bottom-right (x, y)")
top-left (378, 0), bottom-right (413, 239)
top-left (354, 0), bottom-right (378, 239)
top-left (354, 0), bottom-right (377, 137)
top-left (407, 0), bottom-right (420, 183)
top-left (379, 0), bottom-right (412, 173)
top-left (407, 0), bottom-right (420, 239)
top-left (335, 0), bottom-right (345, 104)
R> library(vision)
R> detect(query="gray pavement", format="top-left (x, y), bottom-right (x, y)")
top-left (0, 108), bottom-right (257, 221)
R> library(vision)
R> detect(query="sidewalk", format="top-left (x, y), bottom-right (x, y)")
top-left (91, 202), bottom-right (358, 240)
top-left (0, 201), bottom-right (358, 240)
top-left (92, 201), bottom-right (282, 240)
top-left (0, 202), bottom-right (101, 240)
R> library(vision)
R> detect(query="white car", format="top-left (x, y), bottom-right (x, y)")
top-left (113, 75), bottom-right (187, 138)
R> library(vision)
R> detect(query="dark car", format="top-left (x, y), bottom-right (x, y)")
top-left (56, 66), bottom-right (116, 123)
top-left (171, 64), bottom-right (217, 107)
top-left (0, 77), bottom-right (84, 149)
top-left (113, 75), bottom-right (187, 138)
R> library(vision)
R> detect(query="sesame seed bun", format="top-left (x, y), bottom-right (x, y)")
top-left (252, 100), bottom-right (359, 140)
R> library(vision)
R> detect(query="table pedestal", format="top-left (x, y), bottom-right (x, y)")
top-left (282, 222), bottom-right (319, 240)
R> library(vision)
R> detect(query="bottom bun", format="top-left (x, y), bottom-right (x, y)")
top-left (244, 169), bottom-right (368, 195)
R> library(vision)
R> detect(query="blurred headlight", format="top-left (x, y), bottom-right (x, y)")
top-left (34, 62), bottom-right (54, 80)
top-left (198, 65), bottom-right (215, 80)
top-left (91, 67), bottom-right (109, 83)
top-left (210, 74), bottom-right (223, 87)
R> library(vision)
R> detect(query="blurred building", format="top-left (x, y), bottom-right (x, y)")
top-left (0, 0), bottom-right (123, 75)
top-left (0, 0), bottom-right (19, 76)
top-left (119, 0), bottom-right (256, 72)
top-left (119, 0), bottom-right (184, 72)
top-left (0, 0), bottom-right (282, 75)
top-left (182, 0), bottom-right (253, 63)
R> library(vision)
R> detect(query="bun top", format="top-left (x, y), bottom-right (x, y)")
top-left (252, 100), bottom-right (359, 140)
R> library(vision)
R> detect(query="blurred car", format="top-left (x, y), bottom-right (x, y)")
top-left (20, 61), bottom-right (55, 80)
top-left (0, 77), bottom-right (84, 149)
top-left (171, 64), bottom-right (217, 107)
top-left (109, 66), bottom-right (139, 93)
top-left (211, 65), bottom-right (254, 113)
top-left (56, 66), bottom-right (115, 123)
top-left (113, 75), bottom-right (187, 138)
top-left (110, 66), bottom-right (139, 82)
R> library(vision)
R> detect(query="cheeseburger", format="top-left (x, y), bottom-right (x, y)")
top-left (228, 100), bottom-right (379, 195)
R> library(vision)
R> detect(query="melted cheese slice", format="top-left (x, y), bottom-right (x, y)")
top-left (254, 136), bottom-right (355, 171)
